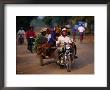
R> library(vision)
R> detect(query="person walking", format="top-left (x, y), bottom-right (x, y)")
top-left (78, 24), bottom-right (85, 43)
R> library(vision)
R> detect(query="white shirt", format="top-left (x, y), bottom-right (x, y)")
top-left (47, 34), bottom-right (51, 42)
top-left (78, 26), bottom-right (85, 32)
top-left (56, 35), bottom-right (72, 46)
top-left (17, 30), bottom-right (25, 35)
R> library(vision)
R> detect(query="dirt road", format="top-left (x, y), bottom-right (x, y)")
top-left (16, 36), bottom-right (94, 74)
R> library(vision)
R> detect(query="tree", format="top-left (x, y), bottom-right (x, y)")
top-left (42, 16), bottom-right (53, 27)
top-left (16, 16), bottom-right (36, 32)
top-left (42, 16), bottom-right (73, 27)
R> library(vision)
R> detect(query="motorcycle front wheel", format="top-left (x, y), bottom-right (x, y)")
top-left (18, 37), bottom-right (24, 45)
top-left (66, 55), bottom-right (72, 72)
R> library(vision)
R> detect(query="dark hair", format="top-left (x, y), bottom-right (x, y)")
top-left (28, 26), bottom-right (33, 31)
top-left (30, 26), bottom-right (34, 29)
top-left (41, 31), bottom-right (46, 36)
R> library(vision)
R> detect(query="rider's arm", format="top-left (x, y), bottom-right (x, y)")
top-left (23, 30), bottom-right (25, 35)
top-left (17, 30), bottom-right (20, 35)
top-left (83, 27), bottom-right (85, 34)
top-left (68, 37), bottom-right (72, 44)
top-left (56, 37), bottom-right (61, 47)
top-left (33, 32), bottom-right (36, 38)
top-left (77, 27), bottom-right (80, 32)
top-left (47, 34), bottom-right (51, 42)
top-left (67, 37), bottom-right (73, 47)
top-left (25, 32), bottom-right (28, 39)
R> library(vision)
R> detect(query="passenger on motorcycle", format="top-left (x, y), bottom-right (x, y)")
top-left (36, 27), bottom-right (56, 58)
top-left (47, 27), bottom-right (56, 47)
top-left (55, 27), bottom-right (78, 64)
top-left (25, 26), bottom-right (36, 51)
top-left (37, 28), bottom-right (48, 45)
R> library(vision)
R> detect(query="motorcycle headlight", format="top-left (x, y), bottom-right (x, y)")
top-left (66, 46), bottom-right (70, 49)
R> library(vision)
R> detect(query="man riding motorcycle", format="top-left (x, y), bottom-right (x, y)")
top-left (17, 27), bottom-right (25, 45)
top-left (55, 27), bottom-right (78, 64)
top-left (25, 26), bottom-right (36, 52)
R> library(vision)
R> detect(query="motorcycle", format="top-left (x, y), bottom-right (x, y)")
top-left (18, 34), bottom-right (24, 45)
top-left (58, 42), bottom-right (74, 72)
top-left (28, 36), bottom-right (35, 53)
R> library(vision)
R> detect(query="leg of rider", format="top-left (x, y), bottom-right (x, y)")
top-left (74, 44), bottom-right (78, 59)
top-left (74, 45), bottom-right (76, 55)
top-left (71, 42), bottom-right (76, 56)
top-left (27, 39), bottom-right (30, 50)
top-left (54, 48), bottom-right (60, 61)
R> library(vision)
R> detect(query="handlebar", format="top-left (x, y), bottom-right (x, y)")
top-left (29, 36), bottom-right (34, 38)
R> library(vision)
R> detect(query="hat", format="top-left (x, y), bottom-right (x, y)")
top-left (62, 28), bottom-right (67, 31)
top-left (40, 28), bottom-right (47, 32)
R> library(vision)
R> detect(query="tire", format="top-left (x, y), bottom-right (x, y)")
top-left (22, 38), bottom-right (24, 44)
top-left (28, 45), bottom-right (32, 52)
top-left (72, 49), bottom-right (75, 64)
top-left (67, 64), bottom-right (71, 72)
top-left (28, 43), bottom-right (33, 53)
top-left (19, 37), bottom-right (24, 45)
top-left (29, 38), bottom-right (34, 53)
top-left (66, 55), bottom-right (72, 72)
top-left (59, 54), bottom-right (65, 69)
top-left (18, 38), bottom-right (21, 45)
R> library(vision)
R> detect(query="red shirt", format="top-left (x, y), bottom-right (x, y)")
top-left (26, 31), bottom-right (36, 39)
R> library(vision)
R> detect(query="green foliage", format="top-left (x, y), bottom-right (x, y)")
top-left (30, 18), bottom-right (45, 27)
top-left (42, 16), bottom-right (73, 27)
top-left (33, 33), bottom-right (47, 52)
top-left (33, 33), bottom-right (42, 52)
top-left (43, 16), bottom-right (53, 27)
top-left (16, 16), bottom-right (94, 35)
